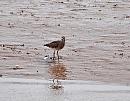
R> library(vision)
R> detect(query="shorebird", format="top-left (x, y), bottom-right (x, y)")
top-left (44, 36), bottom-right (65, 60)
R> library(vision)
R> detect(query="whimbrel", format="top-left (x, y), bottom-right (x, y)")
top-left (44, 36), bottom-right (65, 60)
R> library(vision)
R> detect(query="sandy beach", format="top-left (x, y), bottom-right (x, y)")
top-left (0, 0), bottom-right (130, 100)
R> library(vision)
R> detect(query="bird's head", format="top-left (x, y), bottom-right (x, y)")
top-left (61, 36), bottom-right (65, 41)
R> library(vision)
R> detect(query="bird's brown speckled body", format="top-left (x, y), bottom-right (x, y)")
top-left (44, 36), bottom-right (65, 60)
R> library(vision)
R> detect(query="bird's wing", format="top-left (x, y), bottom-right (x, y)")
top-left (44, 40), bottom-right (60, 48)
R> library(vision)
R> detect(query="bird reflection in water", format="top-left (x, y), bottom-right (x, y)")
top-left (50, 79), bottom-right (63, 90)
top-left (49, 63), bottom-right (67, 91)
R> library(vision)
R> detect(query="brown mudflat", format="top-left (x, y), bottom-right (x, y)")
top-left (0, 0), bottom-right (130, 85)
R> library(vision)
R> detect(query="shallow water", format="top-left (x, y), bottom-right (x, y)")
top-left (0, 78), bottom-right (130, 101)
top-left (0, 0), bottom-right (130, 84)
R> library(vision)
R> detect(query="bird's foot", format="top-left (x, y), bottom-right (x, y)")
top-left (53, 57), bottom-right (56, 60)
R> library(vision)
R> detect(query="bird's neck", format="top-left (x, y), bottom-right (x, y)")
top-left (62, 39), bottom-right (65, 43)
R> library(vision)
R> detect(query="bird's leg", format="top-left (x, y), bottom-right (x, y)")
top-left (53, 79), bottom-right (55, 83)
top-left (57, 50), bottom-right (59, 60)
top-left (53, 50), bottom-right (55, 60)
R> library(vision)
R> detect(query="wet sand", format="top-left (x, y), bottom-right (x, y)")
top-left (0, 77), bottom-right (130, 101)
top-left (1, 0), bottom-right (130, 100)
top-left (0, 0), bottom-right (130, 84)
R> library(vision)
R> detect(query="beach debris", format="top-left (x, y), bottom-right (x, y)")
top-left (44, 55), bottom-right (54, 63)
top-left (119, 53), bottom-right (123, 56)
top-left (21, 10), bottom-right (24, 13)
top-left (2, 57), bottom-right (7, 60)
top-left (113, 4), bottom-right (118, 7)
top-left (99, 18), bottom-right (102, 20)
top-left (72, 49), bottom-right (78, 52)
top-left (34, 48), bottom-right (38, 50)
top-left (57, 24), bottom-right (60, 26)
top-left (113, 16), bottom-right (117, 19)
top-left (114, 52), bottom-right (124, 58)
top-left (10, 12), bottom-right (14, 14)
top-left (26, 52), bottom-right (31, 54)
top-left (125, 16), bottom-right (130, 18)
top-left (121, 42), bottom-right (125, 45)
top-left (0, 44), bottom-right (24, 47)
top-left (8, 22), bottom-right (15, 28)
top-left (1, 44), bottom-right (5, 47)
top-left (13, 65), bottom-right (23, 70)
top-left (113, 4), bottom-right (118, 8)
top-left (13, 65), bottom-right (19, 70)
top-left (0, 74), bottom-right (2, 77)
